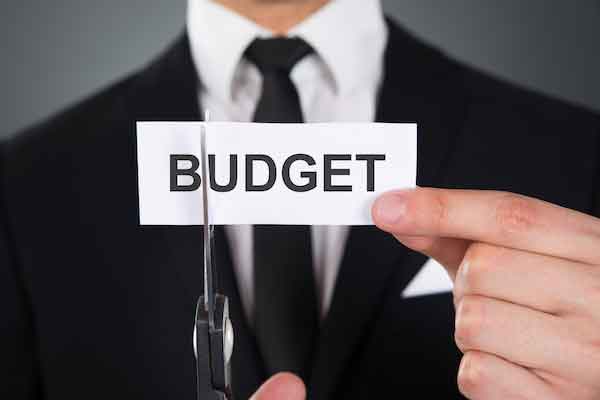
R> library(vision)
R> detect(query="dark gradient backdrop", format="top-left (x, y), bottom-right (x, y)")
top-left (2, 0), bottom-right (599, 137)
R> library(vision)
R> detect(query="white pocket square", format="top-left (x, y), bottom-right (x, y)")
top-left (402, 258), bottom-right (454, 298)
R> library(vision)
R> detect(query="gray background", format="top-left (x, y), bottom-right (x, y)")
top-left (2, 0), bottom-right (599, 137)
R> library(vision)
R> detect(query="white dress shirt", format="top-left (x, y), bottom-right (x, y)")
top-left (187, 0), bottom-right (388, 320)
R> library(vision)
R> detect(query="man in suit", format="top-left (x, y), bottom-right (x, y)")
top-left (1, 0), bottom-right (600, 399)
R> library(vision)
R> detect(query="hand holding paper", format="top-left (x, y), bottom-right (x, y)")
top-left (373, 188), bottom-right (600, 399)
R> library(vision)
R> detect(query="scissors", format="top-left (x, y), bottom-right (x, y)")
top-left (194, 117), bottom-right (235, 400)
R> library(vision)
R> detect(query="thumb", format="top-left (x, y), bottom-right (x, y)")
top-left (250, 373), bottom-right (306, 400)
top-left (372, 190), bottom-right (470, 280)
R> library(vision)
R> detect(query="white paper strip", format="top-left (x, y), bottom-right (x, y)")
top-left (136, 122), bottom-right (417, 225)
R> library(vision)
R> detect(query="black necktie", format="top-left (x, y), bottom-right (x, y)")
top-left (245, 37), bottom-right (319, 380)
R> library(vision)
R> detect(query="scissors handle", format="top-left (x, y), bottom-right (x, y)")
top-left (195, 294), bottom-right (234, 400)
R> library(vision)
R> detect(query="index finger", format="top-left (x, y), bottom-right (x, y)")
top-left (372, 188), bottom-right (600, 265)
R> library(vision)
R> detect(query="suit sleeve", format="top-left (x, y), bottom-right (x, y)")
top-left (0, 142), bottom-right (42, 398)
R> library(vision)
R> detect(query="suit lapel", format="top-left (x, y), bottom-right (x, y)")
top-left (127, 32), bottom-right (205, 326)
top-left (375, 20), bottom-right (468, 188)
top-left (308, 20), bottom-right (467, 398)
top-left (308, 227), bottom-right (407, 400)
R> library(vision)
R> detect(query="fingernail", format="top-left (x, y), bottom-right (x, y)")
top-left (373, 191), bottom-right (409, 226)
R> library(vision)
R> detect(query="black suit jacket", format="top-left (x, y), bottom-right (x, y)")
top-left (1, 20), bottom-right (599, 399)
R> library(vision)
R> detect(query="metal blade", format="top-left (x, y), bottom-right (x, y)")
top-left (200, 119), bottom-right (215, 327)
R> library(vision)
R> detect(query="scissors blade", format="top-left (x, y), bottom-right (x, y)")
top-left (200, 122), bottom-right (215, 326)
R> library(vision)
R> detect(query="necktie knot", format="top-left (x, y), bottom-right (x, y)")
top-left (245, 37), bottom-right (314, 74)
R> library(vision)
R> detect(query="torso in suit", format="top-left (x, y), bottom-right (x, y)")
top-left (1, 19), bottom-right (599, 400)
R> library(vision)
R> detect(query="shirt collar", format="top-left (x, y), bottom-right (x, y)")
top-left (289, 0), bottom-right (387, 95)
top-left (187, 0), bottom-right (387, 103)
